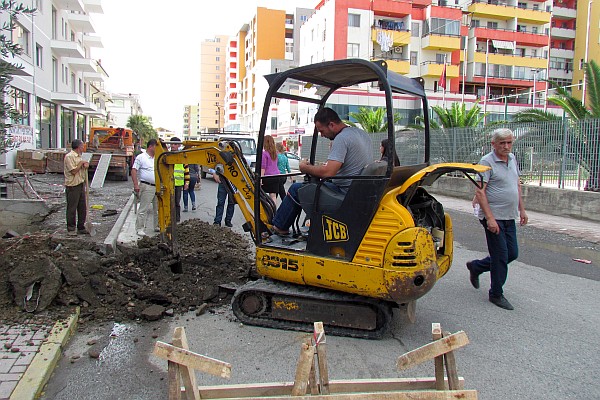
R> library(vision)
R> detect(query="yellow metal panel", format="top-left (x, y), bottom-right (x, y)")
top-left (422, 63), bottom-right (460, 78)
top-left (256, 248), bottom-right (306, 285)
top-left (385, 59), bottom-right (410, 75)
top-left (515, 8), bottom-right (551, 24)
top-left (371, 28), bottom-right (411, 47)
top-left (474, 52), bottom-right (547, 69)
top-left (467, 3), bottom-right (515, 20)
top-left (422, 35), bottom-right (460, 51)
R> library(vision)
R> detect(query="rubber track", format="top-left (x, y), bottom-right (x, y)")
top-left (231, 279), bottom-right (393, 340)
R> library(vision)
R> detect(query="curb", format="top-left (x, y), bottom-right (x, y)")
top-left (103, 193), bottom-right (135, 254)
top-left (10, 308), bottom-right (80, 400)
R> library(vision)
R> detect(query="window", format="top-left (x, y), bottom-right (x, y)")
top-left (216, 74), bottom-right (220, 79)
top-left (300, 15), bottom-right (308, 22)
top-left (11, 20), bottom-right (30, 55)
top-left (518, 2), bottom-right (527, 9)
top-left (52, 57), bottom-right (57, 90)
top-left (471, 19), bottom-right (480, 28)
top-left (270, 117), bottom-right (277, 130)
top-left (533, 4), bottom-right (539, 10)
top-left (411, 22), bottom-right (420, 37)
top-left (487, 21), bottom-right (498, 29)
top-left (285, 42), bottom-right (293, 52)
top-left (215, 93), bottom-right (219, 98)
top-left (71, 72), bottom-right (75, 93)
top-left (215, 83), bottom-right (220, 88)
top-left (216, 65), bottom-right (220, 70)
top-left (35, 44), bottom-right (43, 68)
top-left (51, 7), bottom-right (57, 39)
top-left (580, 59), bottom-right (584, 70)
top-left (517, 25), bottom-right (527, 33)
top-left (348, 13), bottom-right (360, 27)
top-left (70, 30), bottom-right (75, 41)
top-left (216, 47), bottom-right (220, 52)
top-left (216, 56), bottom-right (220, 61)
top-left (532, 27), bottom-right (538, 34)
top-left (9, 87), bottom-right (29, 125)
top-left (436, 54), bottom-right (445, 64)
top-left (347, 43), bottom-right (360, 58)
top-left (410, 51), bottom-right (418, 66)
top-left (215, 110), bottom-right (219, 115)
top-left (428, 18), bottom-right (460, 36)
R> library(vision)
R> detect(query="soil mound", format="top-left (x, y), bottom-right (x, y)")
top-left (0, 220), bottom-right (254, 324)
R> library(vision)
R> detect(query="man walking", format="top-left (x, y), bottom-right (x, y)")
top-left (64, 139), bottom-right (89, 236)
top-left (467, 128), bottom-right (528, 310)
top-left (212, 172), bottom-right (235, 227)
top-left (132, 139), bottom-right (158, 236)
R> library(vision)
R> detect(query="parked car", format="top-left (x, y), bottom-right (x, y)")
top-left (285, 152), bottom-right (300, 172)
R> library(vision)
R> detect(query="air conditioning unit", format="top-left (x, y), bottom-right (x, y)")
top-left (394, 46), bottom-right (403, 54)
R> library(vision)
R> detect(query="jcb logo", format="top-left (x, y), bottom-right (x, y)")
top-left (207, 152), bottom-right (217, 163)
top-left (261, 255), bottom-right (299, 272)
top-left (322, 216), bottom-right (349, 242)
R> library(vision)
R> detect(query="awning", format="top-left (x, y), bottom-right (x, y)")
top-left (492, 40), bottom-right (515, 50)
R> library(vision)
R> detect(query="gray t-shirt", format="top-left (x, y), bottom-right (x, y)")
top-left (327, 126), bottom-right (373, 191)
top-left (478, 151), bottom-right (520, 220)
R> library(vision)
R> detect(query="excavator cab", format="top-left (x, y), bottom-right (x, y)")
top-left (156, 59), bottom-right (489, 339)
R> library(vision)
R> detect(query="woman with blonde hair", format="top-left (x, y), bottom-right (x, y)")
top-left (261, 135), bottom-right (280, 202)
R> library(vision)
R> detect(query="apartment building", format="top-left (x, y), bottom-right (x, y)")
top-left (572, 0), bottom-right (600, 104)
top-left (3, 0), bottom-right (107, 151)
top-left (182, 104), bottom-right (201, 140)
top-left (223, 37), bottom-right (240, 131)
top-left (105, 93), bottom-right (143, 128)
top-left (199, 35), bottom-right (228, 133)
top-left (549, 0), bottom-right (576, 91)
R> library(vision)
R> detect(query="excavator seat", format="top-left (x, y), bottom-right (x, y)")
top-left (297, 161), bottom-right (388, 219)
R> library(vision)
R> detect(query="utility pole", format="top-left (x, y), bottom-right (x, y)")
top-left (582, 1), bottom-right (593, 107)
top-left (215, 102), bottom-right (222, 133)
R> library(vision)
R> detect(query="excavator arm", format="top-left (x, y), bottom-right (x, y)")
top-left (154, 139), bottom-right (276, 255)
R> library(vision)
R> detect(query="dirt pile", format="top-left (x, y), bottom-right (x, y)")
top-left (0, 220), bottom-right (254, 324)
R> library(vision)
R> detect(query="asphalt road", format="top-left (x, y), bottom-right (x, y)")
top-left (41, 180), bottom-right (600, 400)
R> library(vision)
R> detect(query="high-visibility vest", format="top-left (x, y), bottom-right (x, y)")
top-left (174, 164), bottom-right (185, 186)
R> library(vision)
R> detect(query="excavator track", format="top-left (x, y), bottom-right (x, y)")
top-left (232, 280), bottom-right (393, 339)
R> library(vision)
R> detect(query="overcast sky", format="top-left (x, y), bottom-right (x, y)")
top-left (93, 0), bottom-right (319, 132)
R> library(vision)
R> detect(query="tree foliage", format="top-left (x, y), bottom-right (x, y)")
top-left (127, 114), bottom-right (157, 145)
top-left (512, 109), bottom-right (561, 123)
top-left (345, 107), bottom-right (390, 133)
top-left (430, 101), bottom-right (487, 129)
top-left (0, 1), bottom-right (35, 154)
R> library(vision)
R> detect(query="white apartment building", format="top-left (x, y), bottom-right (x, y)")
top-left (2, 0), bottom-right (106, 152)
top-left (105, 92), bottom-right (143, 128)
top-left (182, 104), bottom-right (201, 140)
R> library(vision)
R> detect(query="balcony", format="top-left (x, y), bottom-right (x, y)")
top-left (82, 0), bottom-right (103, 14)
top-left (371, 28), bottom-right (411, 47)
top-left (421, 34), bottom-right (460, 51)
top-left (51, 92), bottom-right (85, 106)
top-left (1, 55), bottom-right (34, 77)
top-left (551, 27), bottom-right (576, 40)
top-left (412, 0), bottom-right (431, 8)
top-left (51, 40), bottom-right (85, 58)
top-left (552, 6), bottom-right (577, 19)
top-left (549, 48), bottom-right (574, 59)
top-left (473, 51), bottom-right (547, 69)
top-left (379, 59), bottom-right (410, 75)
top-left (420, 62), bottom-right (459, 78)
top-left (372, 0), bottom-right (412, 17)
top-left (82, 34), bottom-right (103, 48)
top-left (71, 101), bottom-right (100, 115)
top-left (468, 1), bottom-right (550, 25)
top-left (67, 12), bottom-right (96, 33)
top-left (53, 0), bottom-right (84, 12)
top-left (473, 27), bottom-right (548, 47)
top-left (83, 71), bottom-right (105, 83)
top-left (548, 68), bottom-right (573, 81)
top-left (63, 57), bottom-right (97, 72)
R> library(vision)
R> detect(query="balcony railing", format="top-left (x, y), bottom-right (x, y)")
top-left (474, 50), bottom-right (547, 60)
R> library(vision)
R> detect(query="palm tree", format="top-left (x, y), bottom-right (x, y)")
top-left (127, 115), bottom-right (157, 145)
top-left (513, 109), bottom-right (561, 123)
top-left (345, 107), bottom-right (389, 133)
top-left (430, 101), bottom-right (487, 128)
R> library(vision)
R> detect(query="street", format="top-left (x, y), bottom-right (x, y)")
top-left (40, 179), bottom-right (600, 400)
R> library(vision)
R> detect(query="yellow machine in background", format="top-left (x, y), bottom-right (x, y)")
top-left (155, 60), bottom-right (488, 339)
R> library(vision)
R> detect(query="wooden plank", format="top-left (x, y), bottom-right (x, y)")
top-left (172, 327), bottom-right (201, 400)
top-left (154, 341), bottom-right (232, 379)
top-left (314, 322), bottom-right (330, 395)
top-left (308, 358), bottom-right (319, 395)
top-left (291, 340), bottom-right (315, 396)
top-left (196, 377), bottom-right (466, 399)
top-left (397, 331), bottom-right (469, 371)
top-left (168, 361), bottom-right (182, 400)
top-left (443, 331), bottom-right (460, 391)
top-left (432, 323), bottom-right (445, 390)
top-left (195, 389), bottom-right (477, 400)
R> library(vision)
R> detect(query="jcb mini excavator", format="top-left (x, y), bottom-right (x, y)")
top-left (154, 59), bottom-right (488, 339)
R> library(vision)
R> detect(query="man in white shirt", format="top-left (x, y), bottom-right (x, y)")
top-left (131, 139), bottom-right (158, 236)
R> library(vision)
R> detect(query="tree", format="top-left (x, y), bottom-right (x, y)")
top-left (512, 109), bottom-right (561, 123)
top-left (345, 107), bottom-right (389, 133)
top-left (430, 101), bottom-right (487, 129)
top-left (127, 114), bottom-right (157, 145)
top-left (0, 1), bottom-right (35, 154)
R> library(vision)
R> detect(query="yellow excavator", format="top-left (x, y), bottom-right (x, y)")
top-left (154, 59), bottom-right (488, 339)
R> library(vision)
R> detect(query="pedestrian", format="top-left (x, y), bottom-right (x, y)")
top-left (183, 164), bottom-right (200, 212)
top-left (380, 138), bottom-right (400, 166)
top-left (168, 137), bottom-right (189, 223)
top-left (212, 170), bottom-right (235, 228)
top-left (131, 139), bottom-right (158, 236)
top-left (467, 128), bottom-right (528, 310)
top-left (271, 107), bottom-right (372, 235)
top-left (276, 142), bottom-right (291, 200)
top-left (63, 139), bottom-right (89, 236)
top-left (261, 135), bottom-right (280, 202)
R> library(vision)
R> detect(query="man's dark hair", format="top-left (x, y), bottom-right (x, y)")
top-left (170, 136), bottom-right (181, 142)
top-left (147, 139), bottom-right (157, 147)
top-left (314, 107), bottom-right (341, 125)
top-left (71, 139), bottom-right (83, 150)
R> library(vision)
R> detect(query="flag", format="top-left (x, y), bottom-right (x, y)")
top-left (439, 64), bottom-right (447, 90)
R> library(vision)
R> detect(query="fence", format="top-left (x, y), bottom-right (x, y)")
top-left (300, 119), bottom-right (600, 192)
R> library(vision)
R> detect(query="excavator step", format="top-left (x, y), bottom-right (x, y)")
top-left (232, 279), bottom-right (393, 340)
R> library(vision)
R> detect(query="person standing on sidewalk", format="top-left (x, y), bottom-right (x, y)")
top-left (212, 171), bottom-right (235, 227)
top-left (467, 128), bottom-right (528, 310)
top-left (64, 139), bottom-right (89, 236)
top-left (183, 164), bottom-right (200, 212)
top-left (276, 142), bottom-right (291, 201)
top-left (131, 139), bottom-right (158, 236)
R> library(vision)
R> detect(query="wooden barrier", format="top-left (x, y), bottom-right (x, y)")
top-left (152, 322), bottom-right (477, 399)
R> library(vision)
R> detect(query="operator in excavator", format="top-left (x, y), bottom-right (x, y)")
top-left (271, 107), bottom-right (372, 235)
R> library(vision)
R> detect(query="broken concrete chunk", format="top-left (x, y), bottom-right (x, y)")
top-left (141, 305), bottom-right (166, 321)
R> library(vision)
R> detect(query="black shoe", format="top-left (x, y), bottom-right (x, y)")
top-left (225, 222), bottom-right (233, 228)
top-left (489, 295), bottom-right (514, 310)
top-left (466, 261), bottom-right (480, 289)
top-left (213, 222), bottom-right (220, 226)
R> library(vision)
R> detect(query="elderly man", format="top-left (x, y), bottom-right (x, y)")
top-left (467, 128), bottom-right (528, 310)
top-left (132, 139), bottom-right (158, 236)
top-left (64, 139), bottom-right (89, 236)
top-left (271, 107), bottom-right (372, 235)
